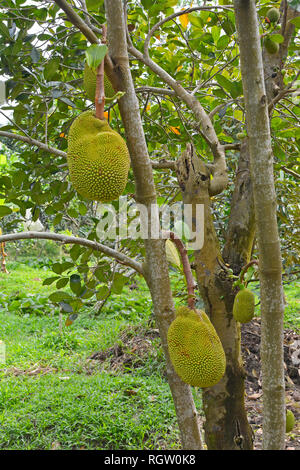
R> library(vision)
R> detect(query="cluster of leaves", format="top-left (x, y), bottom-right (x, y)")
top-left (0, 0), bottom-right (299, 315)
top-left (42, 245), bottom-right (135, 322)
top-left (0, 290), bottom-right (54, 316)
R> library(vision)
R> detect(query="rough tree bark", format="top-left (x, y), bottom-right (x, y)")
top-left (103, 0), bottom-right (203, 450)
top-left (234, 0), bottom-right (286, 450)
top-left (176, 144), bottom-right (254, 450)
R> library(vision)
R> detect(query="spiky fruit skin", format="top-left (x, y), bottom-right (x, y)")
top-left (67, 110), bottom-right (130, 202)
top-left (83, 63), bottom-right (115, 102)
top-left (167, 306), bottom-right (226, 388)
top-left (233, 289), bottom-right (255, 323)
top-left (286, 410), bottom-right (295, 433)
top-left (266, 8), bottom-right (280, 23)
top-left (265, 36), bottom-right (279, 54)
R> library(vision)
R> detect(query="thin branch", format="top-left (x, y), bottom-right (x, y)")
top-left (268, 70), bottom-right (299, 113)
top-left (53, 0), bottom-right (99, 43)
top-left (143, 6), bottom-right (233, 57)
top-left (224, 142), bottom-right (241, 151)
top-left (163, 231), bottom-right (196, 309)
top-left (239, 260), bottom-right (259, 284)
top-left (127, 43), bottom-right (228, 193)
top-left (0, 231), bottom-right (143, 275)
top-left (209, 99), bottom-right (236, 120)
top-left (135, 86), bottom-right (176, 97)
top-left (151, 159), bottom-right (176, 170)
top-left (0, 130), bottom-right (176, 170)
top-left (280, 166), bottom-right (300, 179)
top-left (0, 130), bottom-right (66, 158)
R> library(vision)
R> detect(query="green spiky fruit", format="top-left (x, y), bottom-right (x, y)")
top-left (266, 8), bottom-right (280, 24)
top-left (67, 110), bottom-right (130, 202)
top-left (265, 36), bottom-right (279, 54)
top-left (286, 410), bottom-right (295, 433)
top-left (83, 63), bottom-right (115, 102)
top-left (167, 306), bottom-right (226, 388)
top-left (233, 288), bottom-right (255, 323)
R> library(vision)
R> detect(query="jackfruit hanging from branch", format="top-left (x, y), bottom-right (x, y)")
top-left (67, 110), bottom-right (130, 202)
top-left (167, 306), bottom-right (226, 388)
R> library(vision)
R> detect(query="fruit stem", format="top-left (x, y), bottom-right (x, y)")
top-left (164, 231), bottom-right (196, 309)
top-left (239, 259), bottom-right (259, 285)
top-left (95, 25), bottom-right (107, 120)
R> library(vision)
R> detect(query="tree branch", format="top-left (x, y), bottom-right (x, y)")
top-left (135, 86), bottom-right (176, 97)
top-left (53, 0), bottom-right (99, 43)
top-left (268, 70), bottom-right (300, 113)
top-left (143, 6), bottom-right (233, 57)
top-left (0, 130), bottom-right (66, 158)
top-left (280, 166), bottom-right (300, 179)
top-left (0, 130), bottom-right (176, 170)
top-left (163, 231), bottom-right (196, 309)
top-left (0, 231), bottom-right (143, 275)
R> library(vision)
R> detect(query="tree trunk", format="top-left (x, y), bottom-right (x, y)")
top-left (234, 0), bottom-right (286, 450)
top-left (176, 145), bottom-right (253, 449)
top-left (104, 0), bottom-right (203, 450)
top-left (222, 139), bottom-right (255, 274)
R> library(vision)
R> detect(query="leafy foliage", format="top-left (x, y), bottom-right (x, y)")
top-left (0, 0), bottom-right (299, 314)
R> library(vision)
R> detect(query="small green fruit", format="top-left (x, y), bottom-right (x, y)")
top-left (265, 36), bottom-right (279, 55)
top-left (266, 8), bottom-right (280, 24)
top-left (236, 132), bottom-right (246, 140)
top-left (233, 288), bottom-right (255, 323)
top-left (167, 306), bottom-right (226, 388)
top-left (286, 409), bottom-right (295, 433)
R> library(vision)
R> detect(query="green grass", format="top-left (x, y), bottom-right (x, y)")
top-left (0, 262), bottom-right (298, 450)
top-left (249, 280), bottom-right (300, 331)
top-left (0, 262), bottom-right (196, 450)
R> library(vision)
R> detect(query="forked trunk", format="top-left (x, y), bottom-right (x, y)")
top-left (176, 145), bottom-right (253, 449)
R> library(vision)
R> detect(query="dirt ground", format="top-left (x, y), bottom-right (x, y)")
top-left (241, 318), bottom-right (299, 450)
top-left (90, 318), bottom-right (300, 450)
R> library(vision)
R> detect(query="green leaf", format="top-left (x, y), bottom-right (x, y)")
top-left (86, 0), bottom-right (103, 11)
top-left (289, 16), bottom-right (300, 27)
top-left (85, 44), bottom-right (108, 70)
top-left (69, 244), bottom-right (83, 262)
top-left (44, 58), bottom-right (60, 81)
top-left (80, 288), bottom-right (95, 299)
top-left (78, 202), bottom-right (87, 216)
top-left (188, 12), bottom-right (203, 29)
top-left (70, 274), bottom-right (82, 295)
top-left (49, 291), bottom-right (73, 303)
top-left (56, 278), bottom-right (69, 289)
top-left (42, 276), bottom-right (60, 286)
top-left (215, 74), bottom-right (243, 99)
top-left (51, 262), bottom-right (63, 274)
top-left (59, 96), bottom-right (75, 108)
top-left (67, 207), bottom-right (78, 218)
top-left (0, 205), bottom-right (12, 217)
top-left (271, 34), bottom-right (284, 44)
top-left (222, 19), bottom-right (235, 36)
top-left (111, 273), bottom-right (127, 295)
top-left (0, 154), bottom-right (7, 165)
top-left (0, 21), bottom-right (10, 40)
top-left (216, 35), bottom-right (230, 50)
top-left (30, 47), bottom-right (40, 63)
top-left (141, 0), bottom-right (152, 8)
top-left (96, 285), bottom-right (109, 300)
top-left (60, 261), bottom-right (75, 273)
